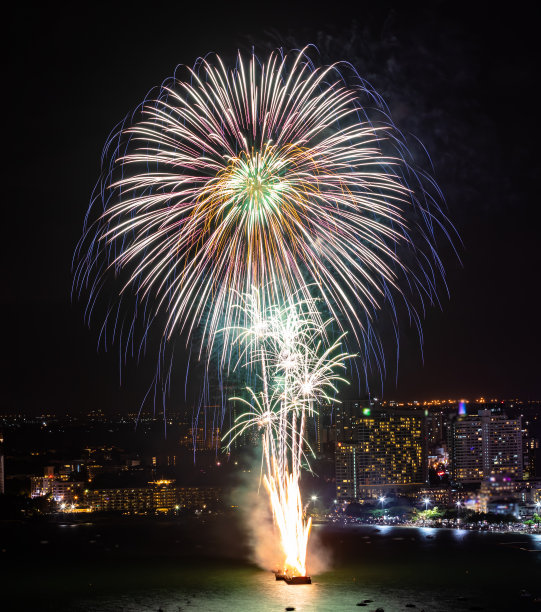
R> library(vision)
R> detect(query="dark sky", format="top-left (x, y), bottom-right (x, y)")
top-left (6, 1), bottom-right (541, 415)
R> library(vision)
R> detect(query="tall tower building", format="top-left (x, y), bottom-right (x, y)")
top-left (448, 409), bottom-right (522, 482)
top-left (335, 405), bottom-right (427, 500)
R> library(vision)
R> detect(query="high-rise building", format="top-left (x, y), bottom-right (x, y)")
top-left (448, 410), bottom-right (522, 483)
top-left (523, 437), bottom-right (539, 478)
top-left (335, 405), bottom-right (427, 500)
top-left (426, 410), bottom-right (446, 447)
top-left (522, 412), bottom-right (539, 479)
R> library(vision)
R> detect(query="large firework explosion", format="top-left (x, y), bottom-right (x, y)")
top-left (74, 47), bottom-right (452, 576)
top-left (74, 46), bottom-right (449, 372)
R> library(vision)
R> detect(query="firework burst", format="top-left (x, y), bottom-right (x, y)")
top-left (224, 291), bottom-right (354, 576)
top-left (74, 47), bottom-right (450, 373)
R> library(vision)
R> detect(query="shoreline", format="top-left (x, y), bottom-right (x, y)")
top-left (323, 518), bottom-right (541, 537)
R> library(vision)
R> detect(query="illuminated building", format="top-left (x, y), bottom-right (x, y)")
top-left (335, 406), bottom-right (427, 500)
top-left (84, 480), bottom-right (221, 512)
top-left (31, 476), bottom-right (82, 503)
top-left (418, 486), bottom-right (453, 507)
top-left (523, 437), bottom-right (539, 478)
top-left (522, 412), bottom-right (539, 479)
top-left (478, 474), bottom-right (518, 514)
top-left (426, 410), bottom-right (446, 447)
top-left (448, 410), bottom-right (522, 482)
top-left (30, 466), bottom-right (83, 503)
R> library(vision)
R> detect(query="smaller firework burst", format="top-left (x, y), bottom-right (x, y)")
top-left (224, 289), bottom-right (353, 576)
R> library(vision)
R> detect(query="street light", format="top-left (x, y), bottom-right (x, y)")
top-left (311, 495), bottom-right (318, 502)
top-left (379, 496), bottom-right (386, 510)
top-left (456, 500), bottom-right (462, 520)
top-left (423, 497), bottom-right (431, 511)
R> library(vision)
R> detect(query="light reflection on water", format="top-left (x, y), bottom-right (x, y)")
top-left (419, 526), bottom-right (437, 537)
top-left (77, 571), bottom-right (322, 612)
top-left (70, 527), bottom-right (541, 612)
top-left (6, 522), bottom-right (541, 612)
top-left (74, 569), bottom-right (443, 612)
top-left (452, 528), bottom-right (468, 541)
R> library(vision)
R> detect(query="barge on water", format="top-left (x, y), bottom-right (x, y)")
top-left (284, 575), bottom-right (311, 585)
top-left (274, 571), bottom-right (311, 585)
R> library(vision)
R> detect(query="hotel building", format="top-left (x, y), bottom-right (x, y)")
top-left (448, 409), bottom-right (522, 482)
top-left (83, 480), bottom-right (221, 513)
top-left (335, 404), bottom-right (427, 500)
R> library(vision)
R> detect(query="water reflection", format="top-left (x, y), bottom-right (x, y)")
top-left (6, 520), bottom-right (540, 612)
top-left (258, 573), bottom-right (319, 611)
top-left (77, 569), bottom-right (323, 612)
top-left (530, 534), bottom-right (541, 551)
top-left (452, 528), bottom-right (468, 541)
top-left (419, 526), bottom-right (437, 538)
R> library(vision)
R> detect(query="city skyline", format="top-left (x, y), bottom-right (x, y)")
top-left (2, 395), bottom-right (540, 506)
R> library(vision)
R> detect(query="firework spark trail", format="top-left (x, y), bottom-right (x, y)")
top-left (224, 292), bottom-right (353, 575)
top-left (74, 47), bottom-right (451, 381)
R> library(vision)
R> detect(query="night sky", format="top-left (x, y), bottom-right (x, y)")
top-left (6, 1), bottom-right (540, 415)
